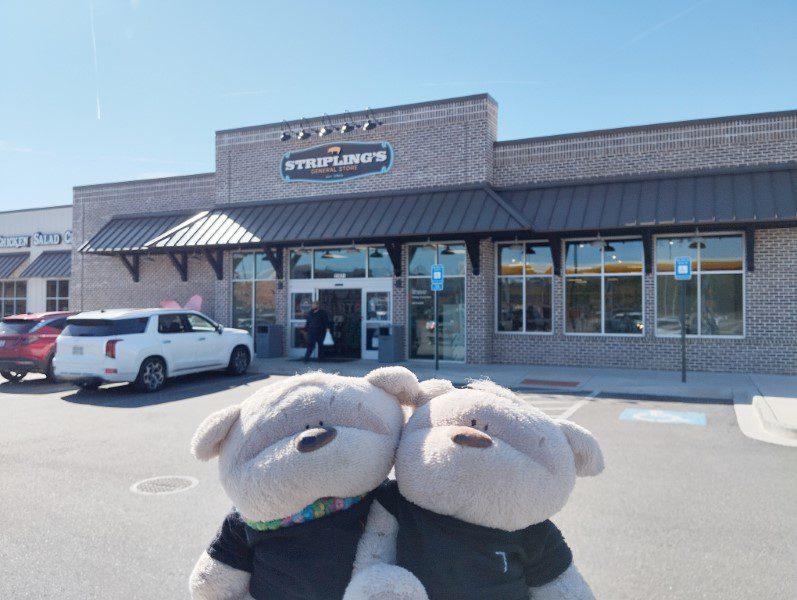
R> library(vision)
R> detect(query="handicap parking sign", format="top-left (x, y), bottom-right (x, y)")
top-left (620, 408), bottom-right (706, 426)
top-left (431, 264), bottom-right (444, 291)
top-left (674, 257), bottom-right (692, 281)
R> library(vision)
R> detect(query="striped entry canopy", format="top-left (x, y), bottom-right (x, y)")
top-left (19, 251), bottom-right (72, 278)
top-left (0, 253), bottom-right (29, 278)
top-left (80, 164), bottom-right (797, 281)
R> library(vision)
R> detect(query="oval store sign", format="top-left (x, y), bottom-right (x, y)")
top-left (280, 141), bottom-right (393, 183)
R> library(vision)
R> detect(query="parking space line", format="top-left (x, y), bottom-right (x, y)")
top-left (558, 399), bottom-right (589, 420)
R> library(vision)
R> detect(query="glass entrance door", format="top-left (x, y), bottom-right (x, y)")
top-left (288, 281), bottom-right (391, 360)
top-left (318, 288), bottom-right (362, 359)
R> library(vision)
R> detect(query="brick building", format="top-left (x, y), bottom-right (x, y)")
top-left (71, 94), bottom-right (797, 374)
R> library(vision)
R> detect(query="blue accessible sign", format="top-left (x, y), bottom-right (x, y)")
top-left (620, 408), bottom-right (706, 426)
top-left (674, 256), bottom-right (692, 280)
top-left (431, 264), bottom-right (444, 291)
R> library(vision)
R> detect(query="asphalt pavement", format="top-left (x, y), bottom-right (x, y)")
top-left (0, 372), bottom-right (794, 599)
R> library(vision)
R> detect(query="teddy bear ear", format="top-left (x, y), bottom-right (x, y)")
top-left (418, 378), bottom-right (454, 404)
top-left (365, 366), bottom-right (423, 406)
top-left (557, 419), bottom-right (605, 477)
top-left (191, 404), bottom-right (241, 461)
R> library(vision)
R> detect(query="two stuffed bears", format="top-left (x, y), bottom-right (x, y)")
top-left (189, 367), bottom-right (604, 600)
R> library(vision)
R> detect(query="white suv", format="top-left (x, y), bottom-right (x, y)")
top-left (53, 308), bottom-right (254, 392)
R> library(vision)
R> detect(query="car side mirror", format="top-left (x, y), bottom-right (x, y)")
top-left (215, 324), bottom-right (224, 334)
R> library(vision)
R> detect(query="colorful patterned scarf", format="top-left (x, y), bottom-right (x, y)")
top-left (245, 494), bottom-right (366, 532)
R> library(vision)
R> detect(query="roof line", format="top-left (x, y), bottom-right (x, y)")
top-left (73, 172), bottom-right (215, 191)
top-left (216, 94), bottom-right (497, 135)
top-left (495, 108), bottom-right (797, 147)
top-left (0, 204), bottom-right (72, 216)
top-left (495, 162), bottom-right (797, 192)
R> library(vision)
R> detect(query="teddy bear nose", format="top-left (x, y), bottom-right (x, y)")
top-left (294, 427), bottom-right (337, 453)
top-left (451, 426), bottom-right (493, 448)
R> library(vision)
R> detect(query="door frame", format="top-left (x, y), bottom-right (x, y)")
top-left (288, 277), bottom-right (392, 360)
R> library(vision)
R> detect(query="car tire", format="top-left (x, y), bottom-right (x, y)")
top-left (0, 370), bottom-right (27, 383)
top-left (134, 357), bottom-right (167, 393)
top-left (76, 381), bottom-right (100, 391)
top-left (44, 356), bottom-right (58, 382)
top-left (227, 346), bottom-right (250, 376)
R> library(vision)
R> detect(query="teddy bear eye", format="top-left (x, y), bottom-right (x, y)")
top-left (471, 419), bottom-right (477, 427)
top-left (484, 424), bottom-right (489, 432)
top-left (319, 421), bottom-right (324, 427)
top-left (305, 424), bottom-right (310, 430)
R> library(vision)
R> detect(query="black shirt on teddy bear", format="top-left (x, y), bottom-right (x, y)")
top-left (376, 480), bottom-right (573, 600)
top-left (206, 492), bottom-right (375, 600)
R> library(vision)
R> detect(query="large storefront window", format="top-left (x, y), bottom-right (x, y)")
top-left (232, 253), bottom-right (276, 335)
top-left (564, 239), bottom-right (644, 335)
top-left (289, 246), bottom-right (392, 279)
top-left (0, 281), bottom-right (26, 317)
top-left (496, 242), bottom-right (553, 333)
top-left (655, 235), bottom-right (744, 336)
top-left (408, 244), bottom-right (466, 361)
top-left (46, 280), bottom-right (69, 312)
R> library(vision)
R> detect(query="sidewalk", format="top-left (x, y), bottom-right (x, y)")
top-left (250, 357), bottom-right (797, 446)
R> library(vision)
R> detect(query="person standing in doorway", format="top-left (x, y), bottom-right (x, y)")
top-left (304, 301), bottom-right (331, 362)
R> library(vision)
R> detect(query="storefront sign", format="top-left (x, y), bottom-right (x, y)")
top-left (280, 141), bottom-right (394, 183)
top-left (0, 235), bottom-right (30, 248)
top-left (431, 264), bottom-right (444, 291)
top-left (0, 230), bottom-right (73, 248)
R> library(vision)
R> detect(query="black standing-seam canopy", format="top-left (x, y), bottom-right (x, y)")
top-left (0, 253), bottom-right (29, 278)
top-left (79, 213), bottom-right (195, 254)
top-left (19, 251), bottom-right (72, 278)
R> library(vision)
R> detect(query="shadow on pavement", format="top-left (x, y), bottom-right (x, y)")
top-left (0, 376), bottom-right (75, 395)
top-left (58, 371), bottom-right (270, 408)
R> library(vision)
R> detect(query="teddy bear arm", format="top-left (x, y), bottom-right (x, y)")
top-left (352, 500), bottom-right (399, 573)
top-left (189, 551), bottom-right (251, 600)
top-left (528, 563), bottom-right (595, 600)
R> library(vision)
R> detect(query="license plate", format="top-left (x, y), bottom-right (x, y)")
top-left (72, 346), bottom-right (83, 356)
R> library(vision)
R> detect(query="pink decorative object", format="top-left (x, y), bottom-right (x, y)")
top-left (159, 300), bottom-right (181, 309)
top-left (185, 295), bottom-right (203, 311)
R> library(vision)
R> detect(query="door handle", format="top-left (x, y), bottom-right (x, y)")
top-left (162, 340), bottom-right (171, 344)
top-left (198, 337), bottom-right (206, 341)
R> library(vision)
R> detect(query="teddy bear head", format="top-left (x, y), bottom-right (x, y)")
top-left (190, 367), bottom-right (420, 522)
top-left (395, 379), bottom-right (604, 531)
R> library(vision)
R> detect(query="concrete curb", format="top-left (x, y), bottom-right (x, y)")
top-left (753, 395), bottom-right (797, 439)
top-left (732, 391), bottom-right (797, 447)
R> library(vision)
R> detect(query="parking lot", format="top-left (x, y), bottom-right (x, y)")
top-left (1, 372), bottom-right (795, 599)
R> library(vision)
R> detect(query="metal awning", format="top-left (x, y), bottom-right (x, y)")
top-left (0, 253), bottom-right (29, 278)
top-left (500, 163), bottom-right (797, 233)
top-left (19, 251), bottom-right (72, 278)
top-left (143, 185), bottom-right (529, 250)
top-left (79, 213), bottom-right (194, 254)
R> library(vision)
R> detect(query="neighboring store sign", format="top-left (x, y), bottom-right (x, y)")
top-left (280, 141), bottom-right (394, 183)
top-left (0, 230), bottom-right (73, 248)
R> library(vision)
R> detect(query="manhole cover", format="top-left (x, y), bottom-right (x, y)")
top-left (130, 475), bottom-right (198, 495)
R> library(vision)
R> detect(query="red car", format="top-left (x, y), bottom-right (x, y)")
top-left (0, 312), bottom-right (76, 382)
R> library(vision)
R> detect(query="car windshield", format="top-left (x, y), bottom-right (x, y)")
top-left (0, 320), bottom-right (36, 334)
top-left (62, 317), bottom-right (149, 337)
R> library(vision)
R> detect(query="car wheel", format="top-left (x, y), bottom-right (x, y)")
top-left (76, 381), bottom-right (100, 391)
top-left (0, 370), bottom-right (27, 383)
top-left (227, 346), bottom-right (250, 375)
top-left (135, 357), bottom-right (166, 393)
top-left (44, 356), bottom-right (58, 382)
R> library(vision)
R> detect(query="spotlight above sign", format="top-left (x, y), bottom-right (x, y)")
top-left (280, 141), bottom-right (394, 183)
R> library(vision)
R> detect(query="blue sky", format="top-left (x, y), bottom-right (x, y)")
top-left (1, 0), bottom-right (795, 211)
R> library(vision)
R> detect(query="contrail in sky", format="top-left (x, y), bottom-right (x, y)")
top-left (89, 0), bottom-right (102, 120)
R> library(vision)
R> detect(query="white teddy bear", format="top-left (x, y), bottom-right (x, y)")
top-left (188, 367), bottom-right (423, 600)
top-left (345, 378), bottom-right (605, 600)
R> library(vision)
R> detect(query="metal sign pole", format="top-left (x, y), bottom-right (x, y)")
top-left (680, 280), bottom-right (687, 383)
top-left (434, 289), bottom-right (439, 371)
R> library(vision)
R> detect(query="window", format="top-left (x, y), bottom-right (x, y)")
top-left (289, 246), bottom-right (392, 279)
top-left (655, 235), bottom-right (744, 337)
top-left (0, 281), bottom-right (26, 317)
top-left (496, 242), bottom-right (553, 333)
top-left (186, 313), bottom-right (217, 332)
top-left (408, 244), bottom-right (466, 361)
top-left (232, 252), bottom-right (277, 335)
top-left (46, 280), bottom-right (69, 312)
top-left (63, 318), bottom-right (149, 337)
top-left (158, 314), bottom-right (186, 334)
top-left (564, 239), bottom-right (644, 335)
